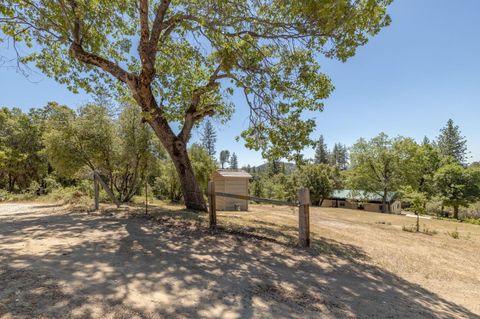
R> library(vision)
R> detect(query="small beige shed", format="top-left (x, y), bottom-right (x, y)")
top-left (212, 170), bottom-right (252, 211)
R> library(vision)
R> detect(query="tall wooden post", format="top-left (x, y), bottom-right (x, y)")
top-left (145, 180), bottom-right (148, 215)
top-left (298, 188), bottom-right (310, 248)
top-left (94, 174), bottom-right (99, 211)
top-left (208, 181), bottom-right (217, 229)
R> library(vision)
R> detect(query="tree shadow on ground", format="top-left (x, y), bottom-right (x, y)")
top-left (0, 205), bottom-right (478, 319)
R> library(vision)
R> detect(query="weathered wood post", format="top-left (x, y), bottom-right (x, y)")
top-left (145, 180), bottom-right (148, 215)
top-left (94, 171), bottom-right (121, 208)
top-left (94, 173), bottom-right (100, 211)
top-left (298, 188), bottom-right (311, 248)
top-left (208, 181), bottom-right (217, 229)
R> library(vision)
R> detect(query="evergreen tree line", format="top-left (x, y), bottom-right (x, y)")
top-left (314, 135), bottom-right (349, 170)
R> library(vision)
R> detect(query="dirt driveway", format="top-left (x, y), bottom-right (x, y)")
top-left (0, 203), bottom-right (478, 319)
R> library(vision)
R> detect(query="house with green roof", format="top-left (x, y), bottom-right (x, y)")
top-left (322, 189), bottom-right (402, 214)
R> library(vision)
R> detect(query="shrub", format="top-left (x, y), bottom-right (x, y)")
top-left (464, 218), bottom-right (480, 226)
top-left (28, 181), bottom-right (41, 196)
top-left (0, 189), bottom-right (9, 202)
top-left (43, 175), bottom-right (61, 194)
top-left (460, 202), bottom-right (480, 219)
top-left (422, 224), bottom-right (437, 235)
top-left (402, 224), bottom-right (437, 235)
top-left (37, 185), bottom-right (91, 205)
top-left (0, 189), bottom-right (36, 202)
top-left (402, 224), bottom-right (416, 233)
top-left (446, 228), bottom-right (460, 239)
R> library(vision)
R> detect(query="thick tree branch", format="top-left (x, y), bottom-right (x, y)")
top-left (69, 43), bottom-right (132, 83)
top-left (68, 0), bottom-right (81, 43)
top-left (138, 0), bottom-right (150, 58)
top-left (179, 65), bottom-right (226, 142)
top-left (149, 0), bottom-right (171, 52)
top-left (138, 0), bottom-right (171, 83)
top-left (67, 0), bottom-right (132, 84)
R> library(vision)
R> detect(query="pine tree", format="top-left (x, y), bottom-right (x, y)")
top-left (252, 179), bottom-right (264, 198)
top-left (422, 136), bottom-right (431, 146)
top-left (200, 120), bottom-right (217, 157)
top-left (230, 153), bottom-right (239, 169)
top-left (314, 135), bottom-right (329, 164)
top-left (268, 159), bottom-right (281, 176)
top-left (219, 150), bottom-right (230, 169)
top-left (330, 143), bottom-right (349, 170)
top-left (437, 119), bottom-right (468, 163)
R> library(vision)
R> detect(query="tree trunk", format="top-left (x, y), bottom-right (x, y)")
top-left (168, 140), bottom-right (207, 211)
top-left (150, 128), bottom-right (206, 211)
top-left (70, 37), bottom-right (208, 212)
top-left (453, 205), bottom-right (459, 220)
top-left (382, 189), bottom-right (388, 213)
top-left (130, 84), bottom-right (207, 212)
top-left (8, 174), bottom-right (15, 192)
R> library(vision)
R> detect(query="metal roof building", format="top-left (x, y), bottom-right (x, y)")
top-left (323, 189), bottom-right (401, 214)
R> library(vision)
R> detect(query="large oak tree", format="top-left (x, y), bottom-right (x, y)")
top-left (434, 164), bottom-right (480, 220)
top-left (348, 134), bottom-right (426, 213)
top-left (1, 0), bottom-right (391, 210)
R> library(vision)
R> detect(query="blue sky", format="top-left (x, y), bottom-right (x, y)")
top-left (1, 0), bottom-right (479, 166)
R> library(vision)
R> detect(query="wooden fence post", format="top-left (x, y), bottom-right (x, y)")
top-left (94, 174), bottom-right (99, 211)
top-left (94, 171), bottom-right (121, 208)
top-left (208, 181), bottom-right (217, 228)
top-left (298, 188), bottom-right (310, 248)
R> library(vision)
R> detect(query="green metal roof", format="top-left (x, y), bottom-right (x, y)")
top-left (330, 189), bottom-right (398, 203)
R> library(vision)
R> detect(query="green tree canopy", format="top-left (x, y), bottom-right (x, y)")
top-left (1, 0), bottom-right (392, 210)
top-left (219, 150), bottom-right (230, 169)
top-left (154, 144), bottom-right (216, 201)
top-left (329, 142), bottom-right (349, 170)
top-left (43, 102), bottom-right (158, 202)
top-left (189, 143), bottom-right (217, 194)
top-left (0, 107), bottom-right (47, 191)
top-left (348, 133), bottom-right (418, 212)
top-left (295, 163), bottom-right (339, 206)
top-left (393, 137), bottom-right (442, 198)
top-left (230, 152), bottom-right (238, 170)
top-left (200, 120), bottom-right (217, 158)
top-left (434, 163), bottom-right (480, 219)
top-left (401, 186), bottom-right (427, 232)
top-left (314, 135), bottom-right (329, 165)
top-left (436, 119), bottom-right (468, 164)
top-left (43, 103), bottom-right (116, 177)
top-left (114, 103), bottom-right (155, 202)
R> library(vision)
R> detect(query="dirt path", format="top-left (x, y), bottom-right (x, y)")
top-left (0, 203), bottom-right (478, 319)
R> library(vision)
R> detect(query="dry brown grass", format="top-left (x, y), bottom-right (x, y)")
top-left (218, 204), bottom-right (480, 315)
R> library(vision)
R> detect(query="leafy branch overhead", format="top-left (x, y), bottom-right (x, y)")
top-left (1, 0), bottom-right (392, 159)
top-left (1, 0), bottom-right (392, 210)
